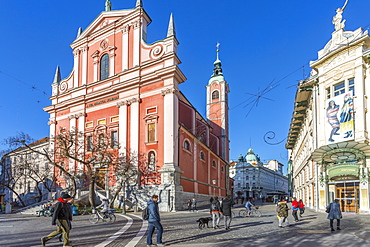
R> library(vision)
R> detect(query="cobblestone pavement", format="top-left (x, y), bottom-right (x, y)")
top-left (1, 203), bottom-right (370, 247)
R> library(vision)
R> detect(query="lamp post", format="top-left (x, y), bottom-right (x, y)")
top-left (212, 180), bottom-right (217, 196)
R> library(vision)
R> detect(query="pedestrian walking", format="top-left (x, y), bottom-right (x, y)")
top-left (291, 197), bottom-right (299, 222)
top-left (277, 198), bottom-right (290, 228)
top-left (221, 195), bottom-right (232, 230)
top-left (326, 199), bottom-right (342, 232)
top-left (58, 198), bottom-right (74, 243)
top-left (187, 199), bottom-right (192, 211)
top-left (146, 195), bottom-right (165, 247)
top-left (191, 198), bottom-right (197, 212)
top-left (40, 194), bottom-right (74, 247)
top-left (210, 196), bottom-right (221, 229)
top-left (298, 199), bottom-right (305, 217)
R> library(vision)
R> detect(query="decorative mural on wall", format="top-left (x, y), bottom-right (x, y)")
top-left (326, 91), bottom-right (354, 144)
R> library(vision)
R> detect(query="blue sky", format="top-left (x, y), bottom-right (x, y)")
top-left (1, 0), bottom-right (370, 172)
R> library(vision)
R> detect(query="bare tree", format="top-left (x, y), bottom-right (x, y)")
top-left (0, 153), bottom-right (26, 207)
top-left (109, 153), bottom-right (141, 213)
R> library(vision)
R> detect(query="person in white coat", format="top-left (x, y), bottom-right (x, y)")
top-left (96, 198), bottom-right (110, 217)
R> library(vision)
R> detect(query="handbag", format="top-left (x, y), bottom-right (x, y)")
top-left (325, 203), bottom-right (332, 213)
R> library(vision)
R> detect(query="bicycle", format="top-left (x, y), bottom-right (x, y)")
top-left (239, 206), bottom-right (262, 217)
top-left (89, 209), bottom-right (116, 224)
top-left (79, 205), bottom-right (92, 215)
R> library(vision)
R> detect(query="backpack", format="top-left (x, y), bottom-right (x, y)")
top-left (142, 207), bottom-right (149, 220)
top-left (276, 205), bottom-right (281, 213)
top-left (211, 203), bottom-right (218, 211)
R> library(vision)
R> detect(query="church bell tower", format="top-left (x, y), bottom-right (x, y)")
top-left (206, 44), bottom-right (230, 161)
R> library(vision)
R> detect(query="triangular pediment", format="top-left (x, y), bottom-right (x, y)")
top-left (72, 9), bottom-right (136, 45)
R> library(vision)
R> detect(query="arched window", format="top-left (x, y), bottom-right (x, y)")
top-left (200, 151), bottom-right (205, 160)
top-left (184, 140), bottom-right (190, 151)
top-left (212, 161), bottom-right (216, 167)
top-left (148, 151), bottom-right (156, 171)
top-left (212, 90), bottom-right (219, 99)
top-left (100, 54), bottom-right (109, 80)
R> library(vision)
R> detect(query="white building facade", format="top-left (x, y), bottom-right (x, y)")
top-left (230, 148), bottom-right (288, 200)
top-left (287, 3), bottom-right (370, 213)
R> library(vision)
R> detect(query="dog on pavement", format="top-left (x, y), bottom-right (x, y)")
top-left (196, 217), bottom-right (212, 229)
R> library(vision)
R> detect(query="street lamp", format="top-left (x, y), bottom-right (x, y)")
top-left (212, 180), bottom-right (217, 196)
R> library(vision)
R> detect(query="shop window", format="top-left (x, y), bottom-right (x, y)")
top-left (326, 88), bottom-right (331, 99)
top-left (334, 81), bottom-right (345, 96)
top-left (349, 78), bottom-right (355, 95)
top-left (100, 54), bottom-right (109, 80)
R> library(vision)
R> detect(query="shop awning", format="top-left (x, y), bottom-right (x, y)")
top-left (312, 141), bottom-right (370, 163)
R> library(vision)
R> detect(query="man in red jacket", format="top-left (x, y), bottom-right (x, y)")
top-left (291, 197), bottom-right (299, 222)
top-left (298, 199), bottom-right (305, 217)
top-left (41, 194), bottom-right (74, 247)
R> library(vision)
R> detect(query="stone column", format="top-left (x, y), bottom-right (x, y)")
top-left (121, 25), bottom-right (129, 71)
top-left (73, 49), bottom-right (80, 88)
top-left (81, 45), bottom-right (88, 85)
top-left (132, 19), bottom-right (141, 67)
top-left (92, 51), bottom-right (100, 82)
top-left (109, 46), bottom-right (116, 77)
top-left (116, 100), bottom-right (128, 151)
top-left (158, 87), bottom-right (183, 211)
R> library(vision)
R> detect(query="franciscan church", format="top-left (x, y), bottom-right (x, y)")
top-left (42, 0), bottom-right (230, 211)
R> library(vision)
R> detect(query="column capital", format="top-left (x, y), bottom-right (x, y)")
top-left (161, 88), bottom-right (179, 96)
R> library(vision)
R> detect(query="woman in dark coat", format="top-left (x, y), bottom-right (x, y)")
top-left (326, 199), bottom-right (342, 231)
top-left (221, 196), bottom-right (233, 230)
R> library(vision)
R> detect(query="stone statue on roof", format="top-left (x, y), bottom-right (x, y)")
top-left (332, 0), bottom-right (348, 31)
top-left (105, 0), bottom-right (112, 11)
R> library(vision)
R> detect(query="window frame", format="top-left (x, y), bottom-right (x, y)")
top-left (100, 54), bottom-right (109, 80)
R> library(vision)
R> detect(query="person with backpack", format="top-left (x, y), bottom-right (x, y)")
top-left (291, 197), bottom-right (299, 222)
top-left (41, 194), bottom-right (74, 247)
top-left (277, 198), bottom-right (290, 228)
top-left (146, 195), bottom-right (165, 247)
top-left (326, 199), bottom-right (342, 232)
top-left (210, 196), bottom-right (221, 229)
top-left (187, 199), bottom-right (192, 211)
top-left (221, 195), bottom-right (233, 230)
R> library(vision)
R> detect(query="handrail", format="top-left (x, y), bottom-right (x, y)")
top-left (11, 191), bottom-right (52, 206)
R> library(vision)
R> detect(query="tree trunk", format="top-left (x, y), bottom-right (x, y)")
top-left (89, 177), bottom-right (96, 207)
top-left (68, 175), bottom-right (77, 198)
top-left (35, 183), bottom-right (43, 202)
top-left (109, 182), bottom-right (123, 209)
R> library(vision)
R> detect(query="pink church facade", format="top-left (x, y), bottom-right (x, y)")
top-left (44, 1), bottom-right (230, 210)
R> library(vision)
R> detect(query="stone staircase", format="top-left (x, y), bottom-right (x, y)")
top-left (13, 199), bottom-right (52, 215)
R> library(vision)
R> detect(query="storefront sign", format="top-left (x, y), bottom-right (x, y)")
top-left (328, 164), bottom-right (359, 179)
